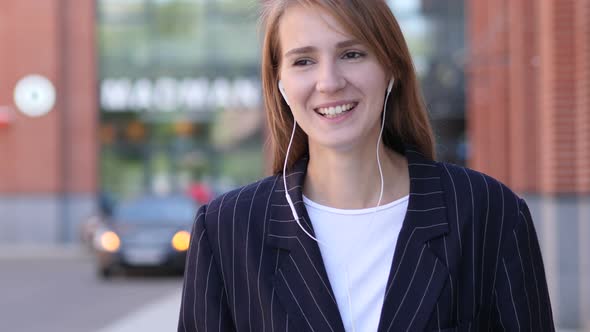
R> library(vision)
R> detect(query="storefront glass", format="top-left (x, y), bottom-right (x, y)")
top-left (99, 0), bottom-right (264, 202)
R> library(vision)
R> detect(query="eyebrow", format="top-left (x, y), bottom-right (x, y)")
top-left (283, 39), bottom-right (362, 58)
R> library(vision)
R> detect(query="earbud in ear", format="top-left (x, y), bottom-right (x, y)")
top-left (278, 80), bottom-right (290, 106)
top-left (387, 78), bottom-right (394, 94)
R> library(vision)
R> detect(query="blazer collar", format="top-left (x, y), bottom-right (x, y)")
top-left (267, 146), bottom-right (449, 249)
top-left (267, 145), bottom-right (450, 332)
top-left (266, 154), bottom-right (310, 250)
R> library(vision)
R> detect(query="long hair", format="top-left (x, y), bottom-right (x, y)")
top-left (260, 0), bottom-right (435, 174)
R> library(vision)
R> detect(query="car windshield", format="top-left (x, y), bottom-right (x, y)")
top-left (113, 196), bottom-right (196, 224)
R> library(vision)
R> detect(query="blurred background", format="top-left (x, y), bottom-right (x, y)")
top-left (0, 0), bottom-right (588, 331)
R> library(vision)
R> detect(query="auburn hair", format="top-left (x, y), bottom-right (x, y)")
top-left (260, 0), bottom-right (435, 174)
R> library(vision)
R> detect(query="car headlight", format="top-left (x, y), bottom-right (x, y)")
top-left (171, 230), bottom-right (190, 252)
top-left (94, 230), bottom-right (121, 253)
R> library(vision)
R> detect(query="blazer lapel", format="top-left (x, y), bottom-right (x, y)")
top-left (377, 147), bottom-right (450, 332)
top-left (267, 156), bottom-right (346, 332)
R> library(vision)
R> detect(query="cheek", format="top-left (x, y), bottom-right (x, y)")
top-left (366, 78), bottom-right (388, 107)
top-left (284, 76), bottom-right (314, 108)
top-left (348, 63), bottom-right (388, 95)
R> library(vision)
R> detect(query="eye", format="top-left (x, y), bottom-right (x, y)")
top-left (342, 51), bottom-right (365, 60)
top-left (293, 58), bottom-right (314, 66)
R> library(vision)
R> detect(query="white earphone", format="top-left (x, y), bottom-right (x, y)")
top-left (387, 77), bottom-right (394, 94)
top-left (278, 80), bottom-right (289, 105)
top-left (279, 81), bottom-right (317, 244)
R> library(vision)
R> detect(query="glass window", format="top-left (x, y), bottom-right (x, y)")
top-left (99, 0), bottom-right (264, 201)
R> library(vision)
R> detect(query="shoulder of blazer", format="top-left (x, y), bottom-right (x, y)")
top-left (436, 161), bottom-right (524, 237)
top-left (199, 174), bottom-right (282, 239)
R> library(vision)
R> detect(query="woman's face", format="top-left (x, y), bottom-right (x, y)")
top-left (278, 4), bottom-right (390, 152)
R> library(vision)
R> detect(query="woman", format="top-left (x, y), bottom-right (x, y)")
top-left (178, 0), bottom-right (554, 331)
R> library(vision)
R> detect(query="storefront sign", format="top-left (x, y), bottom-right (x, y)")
top-left (101, 77), bottom-right (261, 112)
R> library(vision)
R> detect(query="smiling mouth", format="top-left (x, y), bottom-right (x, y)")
top-left (314, 102), bottom-right (358, 118)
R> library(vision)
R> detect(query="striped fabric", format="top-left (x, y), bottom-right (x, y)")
top-left (178, 146), bottom-right (554, 332)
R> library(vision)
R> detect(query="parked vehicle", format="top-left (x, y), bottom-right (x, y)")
top-left (91, 194), bottom-right (197, 278)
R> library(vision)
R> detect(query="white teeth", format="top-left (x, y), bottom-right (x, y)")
top-left (317, 103), bottom-right (354, 116)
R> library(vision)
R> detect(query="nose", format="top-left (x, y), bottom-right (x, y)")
top-left (315, 62), bottom-right (346, 93)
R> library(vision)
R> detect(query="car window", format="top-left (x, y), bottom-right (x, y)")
top-left (114, 197), bottom-right (196, 223)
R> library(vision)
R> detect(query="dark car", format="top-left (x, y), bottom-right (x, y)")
top-left (92, 194), bottom-right (197, 278)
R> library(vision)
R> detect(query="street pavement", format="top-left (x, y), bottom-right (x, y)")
top-left (96, 288), bottom-right (182, 332)
top-left (0, 247), bottom-right (183, 332)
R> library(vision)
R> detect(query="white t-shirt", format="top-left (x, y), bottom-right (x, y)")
top-left (303, 194), bottom-right (408, 332)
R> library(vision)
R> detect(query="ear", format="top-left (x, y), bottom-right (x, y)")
top-left (278, 80), bottom-right (290, 106)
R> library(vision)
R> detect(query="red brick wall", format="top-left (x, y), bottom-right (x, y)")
top-left (576, 0), bottom-right (590, 193)
top-left (0, 0), bottom-right (97, 194)
top-left (507, 0), bottom-right (540, 192)
top-left (467, 0), bottom-right (510, 182)
top-left (61, 0), bottom-right (98, 194)
top-left (467, 0), bottom-right (590, 194)
top-left (466, 0), bottom-right (485, 173)
top-left (0, 0), bottom-right (62, 193)
top-left (539, 0), bottom-right (579, 193)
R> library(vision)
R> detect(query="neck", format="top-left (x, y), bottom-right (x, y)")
top-left (303, 143), bottom-right (409, 209)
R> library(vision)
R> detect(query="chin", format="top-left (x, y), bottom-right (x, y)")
top-left (310, 136), bottom-right (363, 153)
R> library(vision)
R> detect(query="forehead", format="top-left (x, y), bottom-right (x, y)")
top-left (278, 4), bottom-right (354, 52)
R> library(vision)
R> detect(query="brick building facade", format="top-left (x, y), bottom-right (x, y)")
top-left (467, 0), bottom-right (590, 194)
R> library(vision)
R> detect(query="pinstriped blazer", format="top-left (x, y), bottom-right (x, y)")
top-left (178, 147), bottom-right (554, 332)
